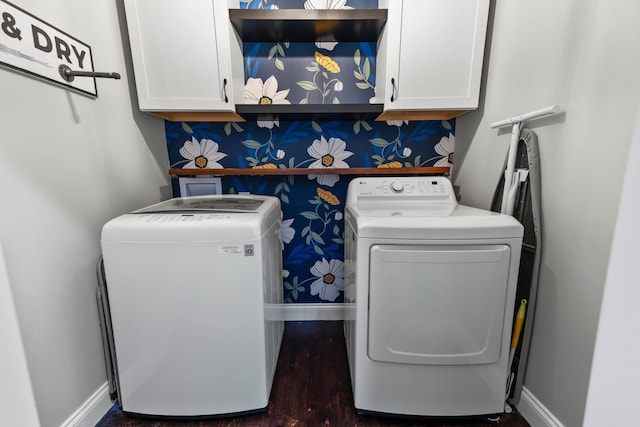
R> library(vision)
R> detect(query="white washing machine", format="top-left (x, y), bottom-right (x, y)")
top-left (344, 177), bottom-right (524, 417)
top-left (100, 195), bottom-right (284, 417)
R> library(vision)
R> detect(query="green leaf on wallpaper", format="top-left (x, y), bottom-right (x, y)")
top-left (441, 120), bottom-right (452, 130)
top-left (333, 225), bottom-right (340, 235)
top-left (322, 72), bottom-right (328, 80)
top-left (284, 281), bottom-right (294, 290)
top-left (275, 58), bottom-right (284, 71)
top-left (356, 82), bottom-right (370, 90)
top-left (231, 122), bottom-right (243, 133)
top-left (282, 182), bottom-right (290, 192)
top-left (309, 197), bottom-right (322, 205)
top-left (299, 98), bottom-right (308, 104)
top-left (414, 155), bottom-right (422, 167)
top-left (310, 231), bottom-right (325, 245)
top-left (268, 45), bottom-right (278, 59)
top-left (369, 138), bottom-right (390, 147)
top-left (181, 122), bottom-right (193, 134)
top-left (300, 211), bottom-right (320, 220)
top-left (241, 139), bottom-right (262, 149)
top-left (363, 58), bottom-right (371, 80)
top-left (313, 245), bottom-right (324, 255)
top-left (333, 97), bottom-right (340, 104)
top-left (306, 65), bottom-right (319, 72)
top-left (275, 183), bottom-right (283, 193)
top-left (224, 122), bottom-right (232, 136)
top-left (281, 194), bottom-right (290, 204)
top-left (277, 44), bottom-right (285, 56)
top-left (284, 42), bottom-right (290, 48)
top-left (361, 121), bottom-right (372, 131)
top-left (311, 121), bottom-right (323, 133)
top-left (353, 70), bottom-right (363, 81)
top-left (287, 175), bottom-right (294, 185)
top-left (354, 48), bottom-right (361, 66)
top-left (301, 226), bottom-right (310, 237)
top-left (371, 155), bottom-right (384, 163)
top-left (288, 158), bottom-right (295, 169)
top-left (332, 238), bottom-right (344, 244)
top-left (353, 121), bottom-right (361, 134)
top-left (297, 81), bottom-right (317, 91)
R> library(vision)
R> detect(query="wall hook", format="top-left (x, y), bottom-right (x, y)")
top-left (58, 64), bottom-right (121, 83)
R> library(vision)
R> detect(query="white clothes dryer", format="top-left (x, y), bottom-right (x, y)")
top-left (344, 177), bottom-right (523, 417)
top-left (101, 195), bottom-right (283, 417)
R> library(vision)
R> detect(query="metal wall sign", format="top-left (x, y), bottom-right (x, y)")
top-left (0, 0), bottom-right (97, 96)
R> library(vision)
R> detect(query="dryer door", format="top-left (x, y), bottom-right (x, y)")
top-left (368, 244), bottom-right (512, 365)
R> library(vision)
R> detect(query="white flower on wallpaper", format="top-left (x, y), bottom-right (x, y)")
top-left (245, 75), bottom-right (291, 105)
top-left (304, 0), bottom-right (353, 10)
top-left (179, 137), bottom-right (227, 169)
top-left (386, 120), bottom-right (409, 127)
top-left (434, 132), bottom-right (455, 167)
top-left (307, 136), bottom-right (353, 187)
top-left (304, 0), bottom-right (353, 50)
top-left (309, 258), bottom-right (345, 302)
top-left (257, 119), bottom-right (279, 129)
top-left (279, 218), bottom-right (295, 247)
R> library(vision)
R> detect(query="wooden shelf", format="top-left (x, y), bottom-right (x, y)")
top-left (170, 167), bottom-right (449, 177)
top-left (229, 9), bottom-right (387, 42)
top-left (235, 103), bottom-right (384, 121)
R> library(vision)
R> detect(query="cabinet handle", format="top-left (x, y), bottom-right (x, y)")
top-left (223, 78), bottom-right (229, 103)
top-left (390, 78), bottom-right (397, 102)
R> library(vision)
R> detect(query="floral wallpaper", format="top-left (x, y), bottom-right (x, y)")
top-left (164, 0), bottom-right (456, 304)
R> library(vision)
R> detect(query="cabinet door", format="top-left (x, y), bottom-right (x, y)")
top-left (124, 0), bottom-right (237, 111)
top-left (376, 0), bottom-right (489, 111)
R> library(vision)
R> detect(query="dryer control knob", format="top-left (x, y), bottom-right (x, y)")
top-left (390, 181), bottom-right (405, 193)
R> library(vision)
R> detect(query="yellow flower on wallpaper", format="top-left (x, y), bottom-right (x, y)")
top-left (377, 161), bottom-right (403, 168)
top-left (252, 163), bottom-right (277, 169)
top-left (315, 52), bottom-right (340, 73)
top-left (317, 188), bottom-right (340, 206)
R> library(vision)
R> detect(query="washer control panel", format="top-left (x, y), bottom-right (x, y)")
top-left (346, 177), bottom-right (457, 205)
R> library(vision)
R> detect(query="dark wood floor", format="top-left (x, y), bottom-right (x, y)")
top-left (96, 321), bottom-right (530, 427)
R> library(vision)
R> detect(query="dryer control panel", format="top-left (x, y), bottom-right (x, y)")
top-left (346, 177), bottom-right (457, 205)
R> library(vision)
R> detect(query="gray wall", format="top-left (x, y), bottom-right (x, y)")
top-left (0, 0), bottom-right (170, 425)
top-left (454, 0), bottom-right (640, 425)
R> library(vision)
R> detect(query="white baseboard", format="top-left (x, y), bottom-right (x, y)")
top-left (265, 303), bottom-right (345, 321)
top-left (60, 382), bottom-right (113, 427)
top-left (516, 387), bottom-right (565, 427)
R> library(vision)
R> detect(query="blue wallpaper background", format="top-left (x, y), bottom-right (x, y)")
top-left (164, 0), bottom-right (456, 304)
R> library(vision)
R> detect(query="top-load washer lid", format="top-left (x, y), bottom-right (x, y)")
top-left (101, 195), bottom-right (281, 242)
top-left (131, 196), bottom-right (266, 214)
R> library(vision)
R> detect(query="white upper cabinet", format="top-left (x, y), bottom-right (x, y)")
top-left (123, 0), bottom-right (243, 116)
top-left (375, 0), bottom-right (490, 119)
